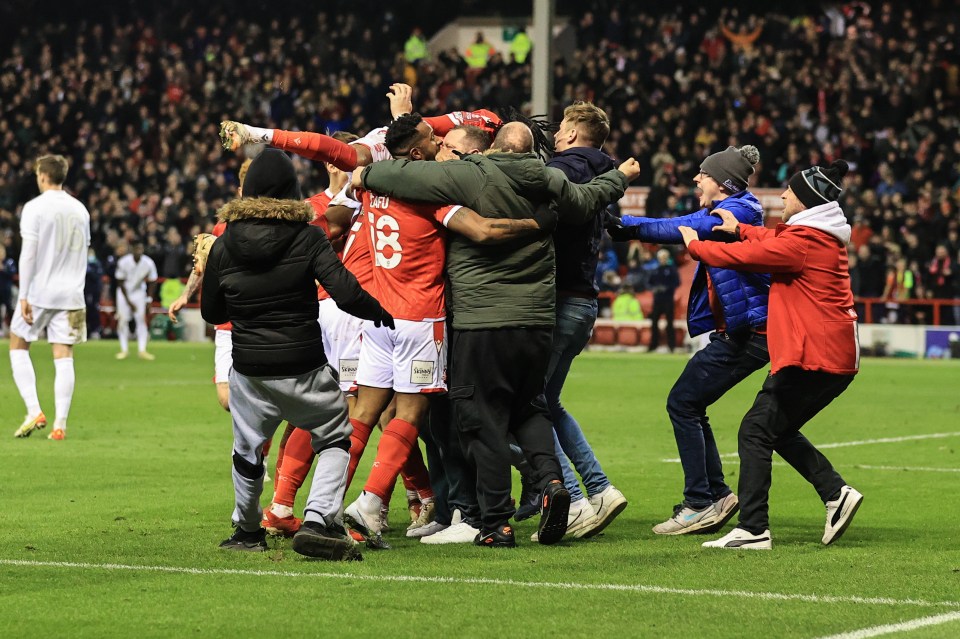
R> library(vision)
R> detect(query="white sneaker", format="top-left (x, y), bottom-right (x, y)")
top-left (702, 527), bottom-right (772, 550)
top-left (420, 511), bottom-right (479, 545)
top-left (582, 485), bottom-right (627, 538)
top-left (531, 497), bottom-right (597, 541)
top-left (822, 485), bottom-right (863, 545)
top-left (652, 502), bottom-right (719, 535)
top-left (344, 491), bottom-right (383, 538)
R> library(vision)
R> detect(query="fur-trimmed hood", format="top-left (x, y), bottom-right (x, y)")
top-left (216, 197), bottom-right (313, 268)
top-left (217, 197), bottom-right (313, 223)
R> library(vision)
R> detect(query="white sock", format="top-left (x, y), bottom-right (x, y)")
top-left (270, 503), bottom-right (294, 518)
top-left (10, 349), bottom-right (42, 416)
top-left (53, 358), bottom-right (75, 430)
top-left (135, 315), bottom-right (148, 352)
top-left (245, 124), bottom-right (273, 143)
top-left (118, 319), bottom-right (129, 353)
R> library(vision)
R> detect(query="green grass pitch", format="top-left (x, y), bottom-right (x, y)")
top-left (1, 340), bottom-right (958, 638)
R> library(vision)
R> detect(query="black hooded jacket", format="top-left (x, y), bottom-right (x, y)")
top-left (547, 146), bottom-right (616, 298)
top-left (201, 197), bottom-right (386, 377)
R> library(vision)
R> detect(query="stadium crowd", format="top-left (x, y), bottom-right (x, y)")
top-left (1, 0), bottom-right (959, 330)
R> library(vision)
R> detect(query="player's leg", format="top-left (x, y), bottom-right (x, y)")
top-left (263, 425), bottom-right (314, 536)
top-left (133, 294), bottom-right (152, 359)
top-left (213, 329), bottom-right (232, 411)
top-left (44, 309), bottom-right (88, 440)
top-left (9, 306), bottom-right (45, 437)
top-left (116, 294), bottom-right (132, 358)
top-left (347, 321), bottom-right (396, 486)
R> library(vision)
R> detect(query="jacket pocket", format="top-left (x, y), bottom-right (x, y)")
top-left (821, 320), bottom-right (858, 370)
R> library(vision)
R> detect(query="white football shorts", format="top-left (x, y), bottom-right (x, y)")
top-left (355, 319), bottom-right (446, 394)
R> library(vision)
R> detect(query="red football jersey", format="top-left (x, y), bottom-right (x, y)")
top-left (362, 190), bottom-right (458, 321)
top-left (211, 222), bottom-right (231, 331)
top-left (307, 189), bottom-right (335, 300)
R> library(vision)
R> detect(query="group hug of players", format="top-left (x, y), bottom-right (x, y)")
top-left (195, 82), bottom-right (863, 560)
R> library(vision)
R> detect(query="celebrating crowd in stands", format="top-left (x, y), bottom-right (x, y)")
top-left (0, 0), bottom-right (958, 332)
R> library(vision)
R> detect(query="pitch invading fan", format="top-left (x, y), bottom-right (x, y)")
top-left (684, 160), bottom-right (864, 550)
top-left (606, 145), bottom-right (769, 537)
top-left (360, 121), bottom-right (640, 547)
top-left (202, 148), bottom-right (393, 559)
top-left (10, 154), bottom-right (90, 441)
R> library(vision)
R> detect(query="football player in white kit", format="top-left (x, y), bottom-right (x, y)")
top-left (114, 241), bottom-right (158, 360)
top-left (11, 155), bottom-right (91, 440)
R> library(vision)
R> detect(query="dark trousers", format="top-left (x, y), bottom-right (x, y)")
top-left (421, 395), bottom-right (482, 527)
top-left (666, 330), bottom-right (769, 509)
top-left (449, 327), bottom-right (563, 531)
top-left (648, 295), bottom-right (676, 351)
top-left (737, 367), bottom-right (854, 534)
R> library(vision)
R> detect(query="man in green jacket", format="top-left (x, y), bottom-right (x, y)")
top-left (360, 124), bottom-right (640, 546)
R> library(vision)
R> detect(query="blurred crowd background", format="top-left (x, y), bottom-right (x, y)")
top-left (1, 0), bottom-right (958, 334)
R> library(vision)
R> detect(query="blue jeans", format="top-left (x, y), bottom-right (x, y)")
top-left (666, 330), bottom-right (769, 509)
top-left (545, 297), bottom-right (610, 502)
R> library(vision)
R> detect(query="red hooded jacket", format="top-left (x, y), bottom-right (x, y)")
top-left (687, 202), bottom-right (859, 376)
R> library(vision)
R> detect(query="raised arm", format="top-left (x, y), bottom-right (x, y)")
top-left (548, 158), bottom-right (638, 224)
top-left (684, 231), bottom-right (806, 273)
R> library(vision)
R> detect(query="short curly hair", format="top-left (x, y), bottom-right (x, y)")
top-left (385, 113), bottom-right (425, 157)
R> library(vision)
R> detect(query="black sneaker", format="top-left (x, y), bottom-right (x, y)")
top-left (474, 523), bottom-right (517, 548)
top-left (293, 520), bottom-right (363, 561)
top-left (536, 480), bottom-right (570, 545)
top-left (219, 526), bottom-right (269, 552)
top-left (514, 478), bottom-right (540, 521)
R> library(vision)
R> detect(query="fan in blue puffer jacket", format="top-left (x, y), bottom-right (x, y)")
top-left (606, 145), bottom-right (773, 537)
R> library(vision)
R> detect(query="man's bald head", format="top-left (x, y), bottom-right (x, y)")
top-left (491, 122), bottom-right (534, 153)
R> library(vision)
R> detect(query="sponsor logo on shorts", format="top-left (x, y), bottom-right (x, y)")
top-left (339, 359), bottom-right (359, 382)
top-left (411, 360), bottom-right (435, 385)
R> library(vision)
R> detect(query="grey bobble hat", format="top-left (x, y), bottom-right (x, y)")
top-left (700, 145), bottom-right (760, 194)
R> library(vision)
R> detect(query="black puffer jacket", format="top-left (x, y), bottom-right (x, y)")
top-left (201, 197), bottom-right (386, 377)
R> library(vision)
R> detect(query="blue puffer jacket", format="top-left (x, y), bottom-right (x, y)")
top-left (620, 191), bottom-right (769, 337)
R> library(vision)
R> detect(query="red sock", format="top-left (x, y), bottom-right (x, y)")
top-left (364, 418), bottom-right (419, 502)
top-left (347, 418), bottom-right (374, 487)
top-left (274, 423), bottom-right (297, 473)
top-left (272, 129), bottom-right (358, 171)
top-left (262, 436), bottom-right (273, 459)
top-left (273, 427), bottom-right (316, 507)
top-left (400, 443), bottom-right (434, 500)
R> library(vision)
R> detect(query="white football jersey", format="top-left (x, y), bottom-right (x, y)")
top-left (115, 254), bottom-right (158, 296)
top-left (19, 190), bottom-right (91, 310)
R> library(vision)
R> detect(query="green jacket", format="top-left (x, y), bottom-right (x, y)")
top-left (362, 153), bottom-right (628, 329)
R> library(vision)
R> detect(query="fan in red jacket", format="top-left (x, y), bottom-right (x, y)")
top-left (678, 159), bottom-right (864, 550)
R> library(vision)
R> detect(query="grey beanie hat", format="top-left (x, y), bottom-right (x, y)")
top-left (700, 145), bottom-right (760, 194)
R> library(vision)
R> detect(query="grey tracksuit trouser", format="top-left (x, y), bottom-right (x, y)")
top-left (229, 364), bottom-right (352, 532)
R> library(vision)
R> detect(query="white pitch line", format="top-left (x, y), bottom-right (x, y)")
top-left (661, 431), bottom-right (960, 463)
top-left (1, 559), bottom-right (959, 610)
top-left (815, 610), bottom-right (960, 639)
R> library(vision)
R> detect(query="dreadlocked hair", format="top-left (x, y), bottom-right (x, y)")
top-left (384, 113), bottom-right (424, 157)
top-left (500, 106), bottom-right (558, 160)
